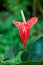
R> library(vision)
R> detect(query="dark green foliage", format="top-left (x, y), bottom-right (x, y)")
top-left (18, 36), bottom-right (43, 65)
top-left (21, 51), bottom-right (42, 62)
top-left (28, 36), bottom-right (43, 54)
top-left (21, 37), bottom-right (43, 62)
top-left (17, 61), bottom-right (43, 65)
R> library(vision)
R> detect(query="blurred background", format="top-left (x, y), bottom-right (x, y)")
top-left (0, 0), bottom-right (43, 60)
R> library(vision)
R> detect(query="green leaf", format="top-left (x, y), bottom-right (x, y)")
top-left (3, 43), bottom-right (23, 61)
top-left (21, 50), bottom-right (43, 61)
top-left (17, 60), bottom-right (43, 65)
top-left (14, 51), bottom-right (23, 64)
top-left (28, 36), bottom-right (43, 54)
top-left (21, 36), bottom-right (43, 62)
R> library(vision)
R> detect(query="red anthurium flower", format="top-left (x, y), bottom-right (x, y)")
top-left (13, 10), bottom-right (38, 48)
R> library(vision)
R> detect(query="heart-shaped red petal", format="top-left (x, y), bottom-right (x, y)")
top-left (13, 20), bottom-right (22, 28)
top-left (27, 17), bottom-right (38, 28)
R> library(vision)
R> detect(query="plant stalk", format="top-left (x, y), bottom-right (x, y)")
top-left (21, 10), bottom-right (26, 23)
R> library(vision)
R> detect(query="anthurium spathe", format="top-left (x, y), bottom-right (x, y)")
top-left (13, 10), bottom-right (38, 48)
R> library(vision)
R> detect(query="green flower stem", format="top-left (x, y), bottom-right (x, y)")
top-left (21, 10), bottom-right (26, 23)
